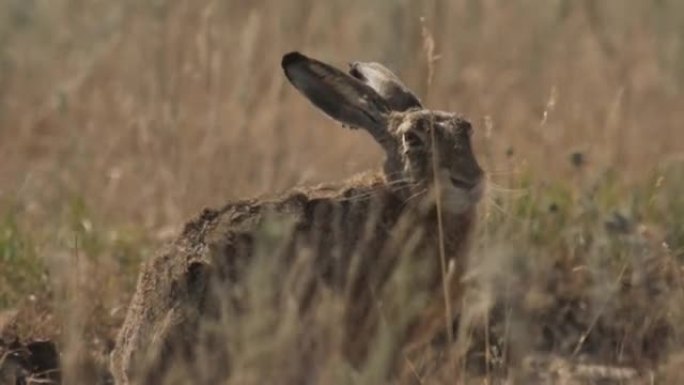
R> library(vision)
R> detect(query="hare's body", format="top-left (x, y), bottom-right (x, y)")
top-left (111, 52), bottom-right (484, 384)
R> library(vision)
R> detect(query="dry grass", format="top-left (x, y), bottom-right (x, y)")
top-left (1, 0), bottom-right (684, 383)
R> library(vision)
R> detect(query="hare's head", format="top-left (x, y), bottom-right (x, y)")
top-left (282, 52), bottom-right (484, 213)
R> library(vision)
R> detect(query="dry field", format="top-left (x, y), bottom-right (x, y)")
top-left (1, 0), bottom-right (684, 383)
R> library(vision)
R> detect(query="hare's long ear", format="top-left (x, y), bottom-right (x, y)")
top-left (282, 52), bottom-right (394, 147)
top-left (349, 61), bottom-right (422, 112)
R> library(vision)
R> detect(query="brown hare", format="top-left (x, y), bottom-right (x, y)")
top-left (110, 51), bottom-right (484, 384)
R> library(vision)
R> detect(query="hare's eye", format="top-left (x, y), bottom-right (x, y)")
top-left (403, 131), bottom-right (424, 148)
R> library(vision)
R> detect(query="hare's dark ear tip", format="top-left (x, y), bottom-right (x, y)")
top-left (282, 51), bottom-right (307, 70)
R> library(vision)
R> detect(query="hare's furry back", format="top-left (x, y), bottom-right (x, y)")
top-left (110, 52), bottom-right (484, 384)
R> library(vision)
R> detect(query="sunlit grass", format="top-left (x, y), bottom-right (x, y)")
top-left (0, 0), bottom-right (683, 383)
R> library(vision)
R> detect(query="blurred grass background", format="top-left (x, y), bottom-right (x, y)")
top-left (1, 0), bottom-right (684, 380)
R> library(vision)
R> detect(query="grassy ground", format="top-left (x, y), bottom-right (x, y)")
top-left (1, 0), bottom-right (684, 383)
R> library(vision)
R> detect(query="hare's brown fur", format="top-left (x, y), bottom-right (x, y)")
top-left (110, 52), bottom-right (484, 384)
